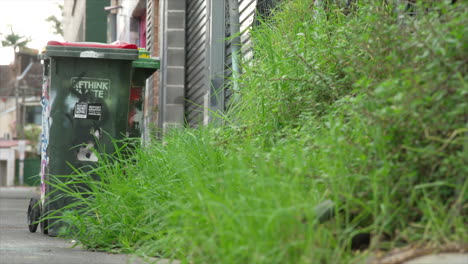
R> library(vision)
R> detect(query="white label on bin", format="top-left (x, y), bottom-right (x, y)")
top-left (74, 102), bottom-right (88, 119)
top-left (80, 51), bottom-right (104, 58)
top-left (87, 104), bottom-right (102, 120)
top-left (71, 77), bottom-right (110, 98)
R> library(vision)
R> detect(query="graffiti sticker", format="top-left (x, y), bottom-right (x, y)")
top-left (71, 77), bottom-right (110, 98)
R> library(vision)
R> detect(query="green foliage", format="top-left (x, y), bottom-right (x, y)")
top-left (50, 0), bottom-right (467, 263)
top-left (24, 124), bottom-right (41, 148)
top-left (46, 15), bottom-right (63, 36)
top-left (45, 2), bottom-right (63, 36)
top-left (0, 25), bottom-right (31, 50)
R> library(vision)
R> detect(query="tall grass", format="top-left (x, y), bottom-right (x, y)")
top-left (50, 1), bottom-right (467, 263)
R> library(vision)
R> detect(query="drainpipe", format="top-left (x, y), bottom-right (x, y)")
top-left (228, 0), bottom-right (241, 94)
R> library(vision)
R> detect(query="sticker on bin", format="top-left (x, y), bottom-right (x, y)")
top-left (74, 102), bottom-right (88, 119)
top-left (87, 104), bottom-right (102, 120)
top-left (71, 77), bottom-right (110, 98)
top-left (80, 51), bottom-right (104, 58)
top-left (74, 102), bottom-right (102, 120)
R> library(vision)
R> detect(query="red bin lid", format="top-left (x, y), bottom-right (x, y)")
top-left (47, 41), bottom-right (138, 50)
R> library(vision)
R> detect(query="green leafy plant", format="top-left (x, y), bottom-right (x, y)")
top-left (0, 25), bottom-right (31, 51)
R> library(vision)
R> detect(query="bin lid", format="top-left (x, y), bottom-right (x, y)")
top-left (47, 41), bottom-right (138, 49)
top-left (132, 58), bottom-right (160, 69)
top-left (43, 41), bottom-right (139, 60)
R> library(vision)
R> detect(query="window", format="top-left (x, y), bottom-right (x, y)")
top-left (26, 105), bottom-right (41, 125)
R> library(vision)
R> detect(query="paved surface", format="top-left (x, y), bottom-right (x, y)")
top-left (3, 187), bottom-right (465, 264)
top-left (405, 253), bottom-right (468, 264)
top-left (0, 187), bottom-right (175, 264)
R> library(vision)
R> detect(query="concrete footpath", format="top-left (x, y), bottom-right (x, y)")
top-left (406, 254), bottom-right (467, 264)
top-left (369, 251), bottom-right (467, 264)
top-left (1, 187), bottom-right (465, 264)
top-left (0, 187), bottom-right (175, 264)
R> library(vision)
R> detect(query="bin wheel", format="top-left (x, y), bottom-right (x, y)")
top-left (27, 197), bottom-right (41, 233)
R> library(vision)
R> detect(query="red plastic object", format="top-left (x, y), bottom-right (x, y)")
top-left (46, 41), bottom-right (138, 50)
top-left (129, 87), bottom-right (143, 101)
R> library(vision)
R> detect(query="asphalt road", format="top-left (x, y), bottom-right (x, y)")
top-left (0, 187), bottom-right (174, 264)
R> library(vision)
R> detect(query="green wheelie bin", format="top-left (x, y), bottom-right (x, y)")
top-left (27, 41), bottom-right (159, 236)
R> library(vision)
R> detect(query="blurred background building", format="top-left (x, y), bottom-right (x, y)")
top-left (0, 47), bottom-right (42, 186)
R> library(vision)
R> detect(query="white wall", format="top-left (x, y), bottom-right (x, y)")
top-left (116, 0), bottom-right (141, 44)
top-left (63, 0), bottom-right (87, 42)
top-left (0, 148), bottom-right (15, 186)
top-left (0, 98), bottom-right (17, 139)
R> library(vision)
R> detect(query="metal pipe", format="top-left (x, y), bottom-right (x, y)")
top-left (228, 0), bottom-right (241, 93)
top-left (15, 81), bottom-right (19, 139)
top-left (16, 62), bottom-right (34, 81)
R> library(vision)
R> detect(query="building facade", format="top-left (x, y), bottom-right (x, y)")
top-left (0, 48), bottom-right (42, 140)
top-left (0, 48), bottom-right (43, 186)
top-left (62, 0), bottom-right (279, 138)
top-left (63, 0), bottom-right (109, 42)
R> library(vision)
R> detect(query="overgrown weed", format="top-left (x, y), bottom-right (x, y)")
top-left (50, 1), bottom-right (467, 263)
